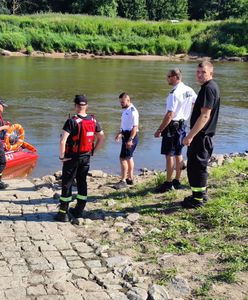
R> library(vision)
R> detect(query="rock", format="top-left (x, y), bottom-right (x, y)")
top-left (148, 284), bottom-right (170, 300)
top-left (42, 175), bottom-right (56, 184)
top-left (71, 52), bottom-right (80, 57)
top-left (169, 276), bottom-right (191, 296)
top-left (226, 56), bottom-right (242, 61)
top-left (127, 213), bottom-right (140, 224)
top-left (105, 199), bottom-right (116, 207)
top-left (215, 154), bottom-right (225, 166)
top-left (106, 256), bottom-right (131, 268)
top-left (126, 287), bottom-right (147, 300)
top-left (88, 170), bottom-right (108, 178)
top-left (1, 50), bottom-right (11, 56)
top-left (54, 170), bottom-right (62, 180)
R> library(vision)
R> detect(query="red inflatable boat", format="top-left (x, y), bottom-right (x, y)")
top-left (4, 148), bottom-right (38, 178)
top-left (2, 122), bottom-right (39, 178)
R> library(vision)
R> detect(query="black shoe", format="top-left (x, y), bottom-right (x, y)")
top-left (69, 206), bottom-right (83, 219)
top-left (0, 181), bottom-right (8, 189)
top-left (172, 179), bottom-right (182, 190)
top-left (155, 181), bottom-right (173, 193)
top-left (126, 178), bottom-right (134, 185)
top-left (181, 196), bottom-right (204, 209)
top-left (114, 180), bottom-right (127, 190)
top-left (54, 211), bottom-right (69, 222)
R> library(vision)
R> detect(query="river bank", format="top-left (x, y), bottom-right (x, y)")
top-left (1, 49), bottom-right (247, 62)
top-left (0, 151), bottom-right (247, 299)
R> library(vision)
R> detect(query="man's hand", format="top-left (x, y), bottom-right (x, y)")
top-left (115, 133), bottom-right (122, 143)
top-left (154, 129), bottom-right (161, 138)
top-left (183, 135), bottom-right (193, 146)
top-left (126, 140), bottom-right (133, 149)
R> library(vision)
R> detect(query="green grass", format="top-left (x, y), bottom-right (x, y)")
top-left (0, 14), bottom-right (247, 57)
top-left (102, 157), bottom-right (248, 297)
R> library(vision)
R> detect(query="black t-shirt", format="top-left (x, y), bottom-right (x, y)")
top-left (190, 80), bottom-right (220, 136)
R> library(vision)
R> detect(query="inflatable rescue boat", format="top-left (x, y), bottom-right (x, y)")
top-left (3, 124), bottom-right (38, 178)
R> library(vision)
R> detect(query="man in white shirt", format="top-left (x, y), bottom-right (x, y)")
top-left (154, 68), bottom-right (197, 192)
top-left (114, 93), bottom-right (139, 189)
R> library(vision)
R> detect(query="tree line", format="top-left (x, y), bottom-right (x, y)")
top-left (0, 0), bottom-right (247, 20)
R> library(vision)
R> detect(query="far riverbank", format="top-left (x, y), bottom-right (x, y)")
top-left (1, 50), bottom-right (247, 62)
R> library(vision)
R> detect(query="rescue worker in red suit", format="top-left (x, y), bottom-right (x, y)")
top-left (0, 99), bottom-right (10, 189)
top-left (54, 95), bottom-right (105, 222)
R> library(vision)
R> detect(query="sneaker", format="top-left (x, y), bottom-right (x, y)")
top-left (172, 179), bottom-right (182, 190)
top-left (0, 181), bottom-right (8, 190)
top-left (155, 181), bottom-right (173, 193)
top-left (54, 211), bottom-right (69, 222)
top-left (126, 178), bottom-right (134, 185)
top-left (181, 196), bottom-right (204, 209)
top-left (114, 180), bottom-right (127, 190)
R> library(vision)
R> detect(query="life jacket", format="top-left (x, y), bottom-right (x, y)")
top-left (65, 115), bottom-right (96, 156)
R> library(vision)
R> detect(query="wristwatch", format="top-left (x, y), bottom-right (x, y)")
top-left (59, 157), bottom-right (64, 160)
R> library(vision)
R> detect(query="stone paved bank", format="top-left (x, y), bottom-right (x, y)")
top-left (0, 177), bottom-right (176, 300)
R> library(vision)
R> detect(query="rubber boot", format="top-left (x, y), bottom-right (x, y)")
top-left (69, 200), bottom-right (87, 219)
top-left (54, 201), bottom-right (69, 222)
top-left (0, 175), bottom-right (8, 190)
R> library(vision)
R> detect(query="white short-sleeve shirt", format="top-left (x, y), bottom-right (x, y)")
top-left (166, 82), bottom-right (197, 121)
top-left (121, 104), bottom-right (139, 131)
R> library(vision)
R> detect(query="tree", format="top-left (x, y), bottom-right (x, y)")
top-left (97, 0), bottom-right (118, 17)
top-left (0, 0), bottom-right (10, 14)
top-left (146, 0), bottom-right (188, 21)
top-left (117, 0), bottom-right (147, 20)
top-left (188, 0), bottom-right (248, 20)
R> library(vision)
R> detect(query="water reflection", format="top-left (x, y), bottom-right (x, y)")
top-left (0, 57), bottom-right (247, 177)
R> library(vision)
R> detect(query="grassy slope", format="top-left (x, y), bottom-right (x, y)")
top-left (101, 157), bottom-right (248, 298)
top-left (0, 14), bottom-right (247, 57)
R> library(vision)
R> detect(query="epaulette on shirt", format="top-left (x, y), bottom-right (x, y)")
top-left (170, 88), bottom-right (175, 94)
top-left (131, 107), bottom-right (135, 111)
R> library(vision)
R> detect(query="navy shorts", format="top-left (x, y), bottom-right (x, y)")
top-left (161, 129), bottom-right (186, 156)
top-left (120, 134), bottom-right (138, 159)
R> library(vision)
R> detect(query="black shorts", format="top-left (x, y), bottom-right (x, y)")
top-left (120, 132), bottom-right (138, 159)
top-left (161, 128), bottom-right (186, 156)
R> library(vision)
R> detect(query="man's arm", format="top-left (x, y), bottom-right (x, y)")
top-left (59, 130), bottom-right (70, 160)
top-left (94, 131), bottom-right (105, 153)
top-left (126, 125), bottom-right (138, 149)
top-left (154, 111), bottom-right (174, 137)
top-left (183, 107), bottom-right (211, 146)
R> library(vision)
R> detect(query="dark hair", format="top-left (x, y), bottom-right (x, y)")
top-left (119, 92), bottom-right (130, 99)
top-left (198, 60), bottom-right (213, 70)
top-left (168, 68), bottom-right (182, 80)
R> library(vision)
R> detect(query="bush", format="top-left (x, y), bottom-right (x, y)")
top-left (0, 32), bottom-right (26, 51)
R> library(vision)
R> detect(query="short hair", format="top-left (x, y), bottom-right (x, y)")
top-left (198, 60), bottom-right (214, 72)
top-left (168, 68), bottom-right (182, 80)
top-left (119, 92), bottom-right (130, 99)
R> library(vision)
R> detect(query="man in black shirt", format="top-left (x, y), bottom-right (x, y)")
top-left (182, 61), bottom-right (220, 208)
top-left (54, 95), bottom-right (105, 222)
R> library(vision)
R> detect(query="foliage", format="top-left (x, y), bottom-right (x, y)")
top-left (146, 0), bottom-right (188, 21)
top-left (118, 0), bottom-right (147, 20)
top-left (1, 0), bottom-right (248, 20)
top-left (0, 14), bottom-right (246, 57)
top-left (188, 0), bottom-right (248, 20)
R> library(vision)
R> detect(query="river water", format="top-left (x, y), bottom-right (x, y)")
top-left (0, 57), bottom-right (247, 177)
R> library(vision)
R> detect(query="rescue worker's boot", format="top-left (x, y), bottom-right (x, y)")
top-left (69, 199), bottom-right (87, 219)
top-left (54, 201), bottom-right (69, 222)
top-left (0, 175), bottom-right (8, 190)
